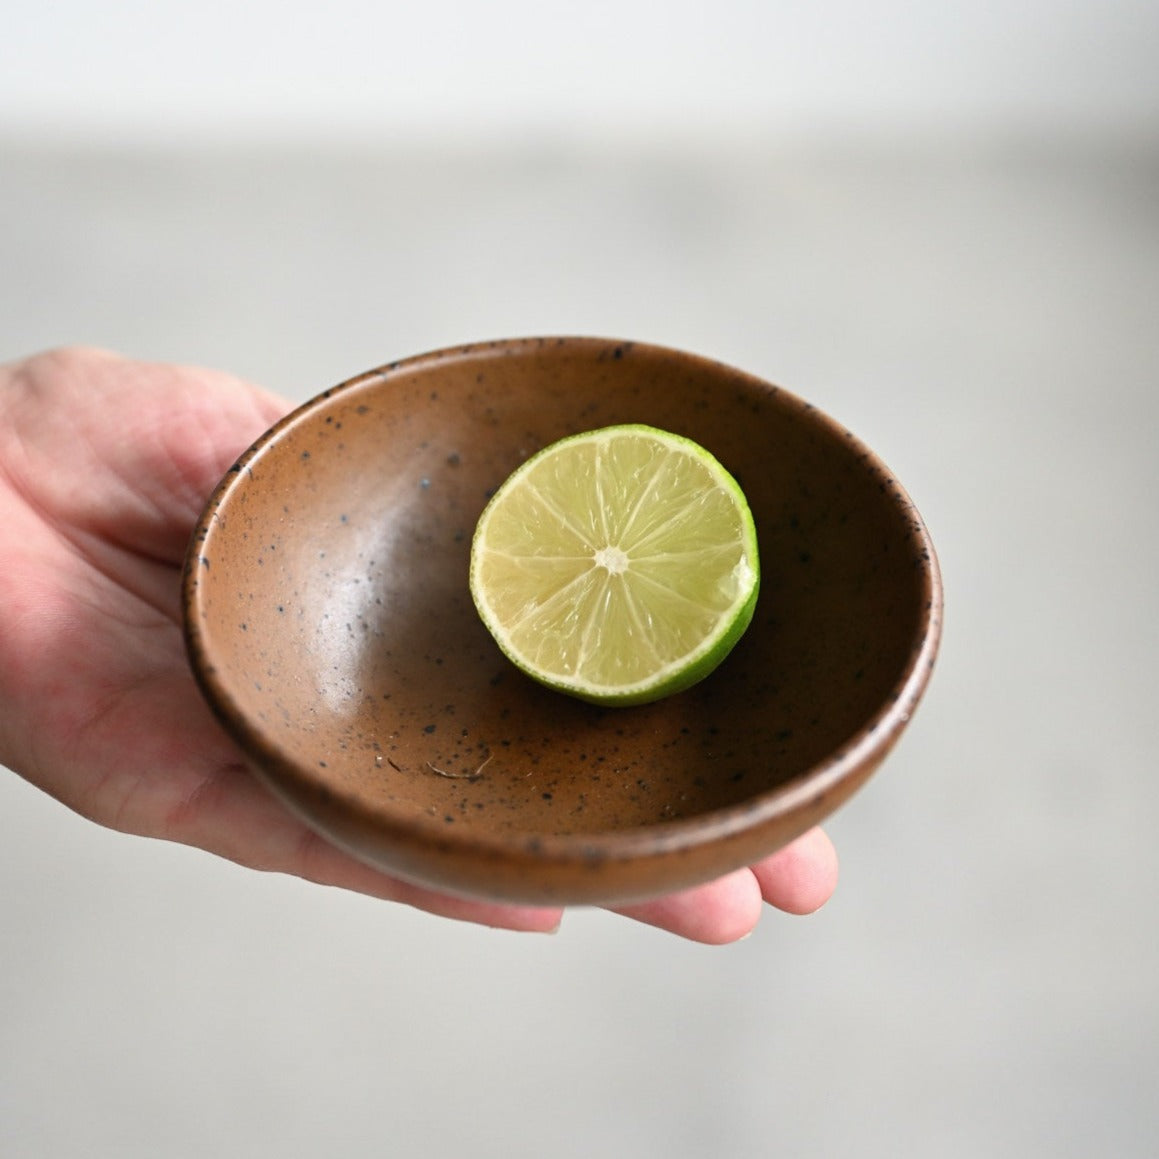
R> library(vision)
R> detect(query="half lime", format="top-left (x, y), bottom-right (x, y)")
top-left (470, 424), bottom-right (760, 705)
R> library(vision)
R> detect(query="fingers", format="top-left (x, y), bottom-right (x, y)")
top-left (750, 826), bottom-right (839, 915)
top-left (610, 867), bottom-right (764, 945)
top-left (610, 827), bottom-right (839, 943)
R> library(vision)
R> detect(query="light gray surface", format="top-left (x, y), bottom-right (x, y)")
top-left (2, 137), bottom-right (1156, 1157)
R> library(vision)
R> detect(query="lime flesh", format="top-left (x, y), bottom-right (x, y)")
top-left (469, 424), bottom-right (760, 705)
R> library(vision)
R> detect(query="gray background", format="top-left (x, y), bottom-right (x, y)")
top-left (2, 4), bottom-right (1157, 1157)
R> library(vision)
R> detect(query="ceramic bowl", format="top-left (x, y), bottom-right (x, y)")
top-left (183, 337), bottom-right (942, 906)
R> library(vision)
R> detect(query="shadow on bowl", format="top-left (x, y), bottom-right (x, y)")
top-left (183, 337), bottom-right (942, 905)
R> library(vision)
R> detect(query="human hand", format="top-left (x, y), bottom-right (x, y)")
top-left (0, 348), bottom-right (837, 942)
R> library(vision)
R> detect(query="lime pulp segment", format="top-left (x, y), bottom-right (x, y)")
top-left (469, 425), bottom-right (760, 705)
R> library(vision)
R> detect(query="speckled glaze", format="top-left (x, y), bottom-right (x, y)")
top-left (182, 337), bottom-right (942, 905)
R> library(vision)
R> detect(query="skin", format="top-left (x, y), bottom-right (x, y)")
top-left (0, 347), bottom-right (838, 943)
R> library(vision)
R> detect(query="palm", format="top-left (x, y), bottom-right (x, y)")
top-left (0, 349), bottom-right (836, 941)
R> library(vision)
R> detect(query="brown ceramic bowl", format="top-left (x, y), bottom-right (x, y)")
top-left (183, 337), bottom-right (942, 906)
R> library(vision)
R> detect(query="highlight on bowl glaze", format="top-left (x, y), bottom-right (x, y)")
top-left (182, 337), bottom-right (942, 906)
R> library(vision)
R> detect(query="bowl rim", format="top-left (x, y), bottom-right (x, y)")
top-left (183, 335), bottom-right (943, 869)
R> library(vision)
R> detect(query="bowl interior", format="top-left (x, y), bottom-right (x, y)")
top-left (184, 337), bottom-right (940, 903)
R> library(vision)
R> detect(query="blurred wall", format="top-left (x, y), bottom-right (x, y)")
top-left (4, 0), bottom-right (1159, 143)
